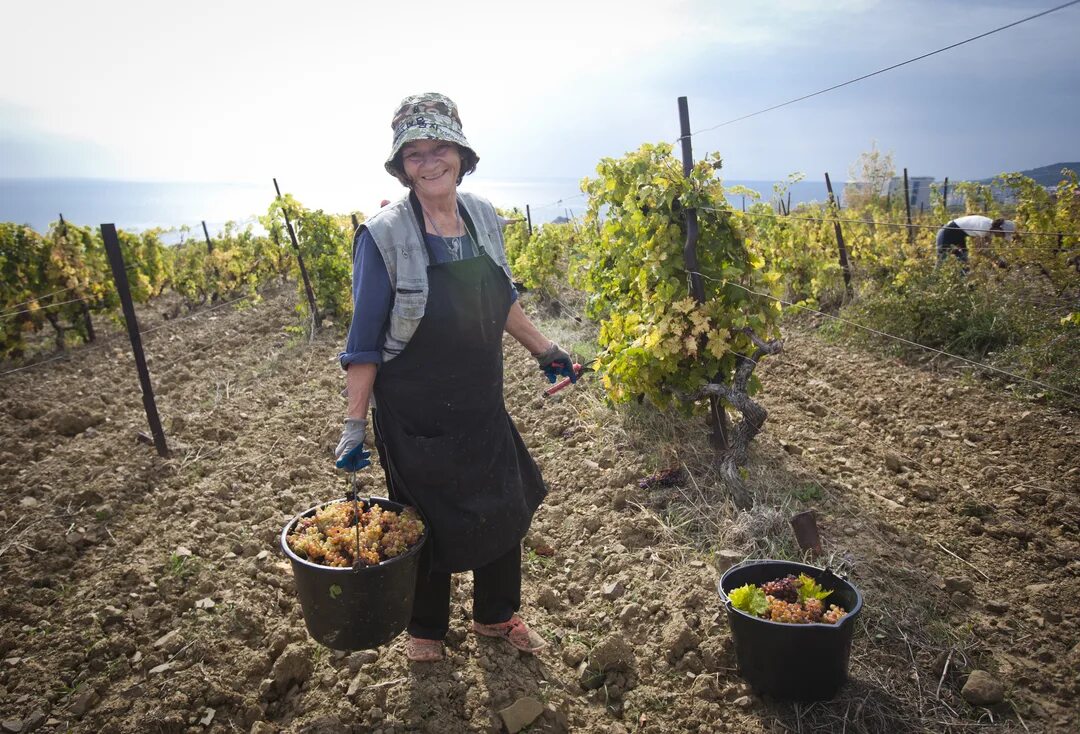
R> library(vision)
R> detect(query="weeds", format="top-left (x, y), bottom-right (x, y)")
top-left (167, 553), bottom-right (199, 580)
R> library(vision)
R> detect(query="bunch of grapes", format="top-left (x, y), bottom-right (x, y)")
top-left (761, 575), bottom-right (799, 602)
top-left (755, 574), bottom-right (849, 625)
top-left (823, 605), bottom-right (847, 624)
top-left (765, 599), bottom-right (817, 624)
top-left (287, 501), bottom-right (425, 567)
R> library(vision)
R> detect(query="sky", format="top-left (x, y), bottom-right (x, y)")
top-left (2, 0), bottom-right (1078, 215)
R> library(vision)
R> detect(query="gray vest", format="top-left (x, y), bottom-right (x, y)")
top-left (362, 191), bottom-right (513, 363)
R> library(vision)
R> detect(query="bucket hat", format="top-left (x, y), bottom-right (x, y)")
top-left (384, 92), bottom-right (478, 185)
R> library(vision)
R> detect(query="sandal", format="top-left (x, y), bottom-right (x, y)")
top-left (406, 635), bottom-right (444, 662)
top-left (473, 614), bottom-right (547, 654)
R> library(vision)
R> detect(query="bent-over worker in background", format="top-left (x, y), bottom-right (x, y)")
top-left (334, 92), bottom-right (577, 663)
top-left (935, 214), bottom-right (1016, 268)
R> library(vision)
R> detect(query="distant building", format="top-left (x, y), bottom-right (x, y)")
top-left (845, 175), bottom-right (937, 210)
top-left (886, 176), bottom-right (935, 211)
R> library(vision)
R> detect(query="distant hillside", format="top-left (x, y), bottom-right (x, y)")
top-left (977, 162), bottom-right (1079, 186)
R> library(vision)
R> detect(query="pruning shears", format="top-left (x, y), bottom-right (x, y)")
top-left (543, 363), bottom-right (592, 398)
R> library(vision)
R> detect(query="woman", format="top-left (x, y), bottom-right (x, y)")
top-left (335, 93), bottom-right (576, 663)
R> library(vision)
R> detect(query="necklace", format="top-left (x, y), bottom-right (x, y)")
top-left (423, 204), bottom-right (465, 259)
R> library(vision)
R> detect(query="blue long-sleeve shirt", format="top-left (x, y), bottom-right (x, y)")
top-left (339, 228), bottom-right (517, 368)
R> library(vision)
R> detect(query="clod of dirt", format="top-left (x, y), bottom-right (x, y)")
top-left (270, 643), bottom-right (313, 695)
top-left (577, 661), bottom-right (605, 691)
top-left (961, 669), bottom-right (1005, 706)
top-left (602, 580), bottom-right (625, 600)
top-left (69, 688), bottom-right (99, 717)
top-left (912, 484), bottom-right (938, 501)
top-left (944, 577), bottom-right (974, 594)
top-left (618, 602), bottom-right (641, 626)
top-left (561, 642), bottom-right (587, 668)
top-left (498, 696), bottom-right (544, 734)
top-left (662, 615), bottom-right (700, 664)
top-left (537, 587), bottom-right (562, 610)
top-left (588, 633), bottom-right (634, 672)
top-left (713, 549), bottom-right (744, 571)
top-left (47, 408), bottom-right (104, 437)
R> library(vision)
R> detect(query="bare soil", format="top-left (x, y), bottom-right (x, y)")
top-left (0, 286), bottom-right (1076, 733)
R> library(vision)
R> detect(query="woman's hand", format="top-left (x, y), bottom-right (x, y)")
top-left (534, 342), bottom-right (577, 384)
top-left (335, 418), bottom-right (371, 471)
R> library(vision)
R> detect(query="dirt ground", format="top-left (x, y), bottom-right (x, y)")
top-left (0, 285), bottom-right (1076, 733)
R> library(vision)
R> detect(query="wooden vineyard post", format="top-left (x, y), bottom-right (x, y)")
top-left (677, 97), bottom-right (705, 303)
top-left (678, 96), bottom-right (730, 451)
top-left (943, 177), bottom-right (950, 214)
top-left (202, 220), bottom-right (220, 301)
top-left (100, 223), bottom-right (169, 458)
top-left (903, 167), bottom-right (913, 256)
top-left (272, 178), bottom-right (322, 328)
top-left (824, 172), bottom-right (853, 299)
top-left (201, 220), bottom-right (214, 254)
top-left (525, 205), bottom-right (533, 238)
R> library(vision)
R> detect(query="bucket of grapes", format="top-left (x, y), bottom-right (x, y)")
top-left (281, 495), bottom-right (427, 650)
top-left (718, 559), bottom-right (863, 701)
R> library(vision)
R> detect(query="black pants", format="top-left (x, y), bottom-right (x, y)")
top-left (936, 221), bottom-right (969, 265)
top-left (408, 543), bottom-right (521, 640)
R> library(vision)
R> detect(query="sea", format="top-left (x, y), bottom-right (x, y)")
top-left (0, 177), bottom-right (833, 242)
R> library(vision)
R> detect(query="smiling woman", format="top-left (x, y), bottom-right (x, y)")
top-left (333, 92), bottom-right (579, 663)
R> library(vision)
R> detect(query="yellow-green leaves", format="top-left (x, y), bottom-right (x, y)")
top-left (796, 573), bottom-right (833, 603)
top-left (729, 583), bottom-right (769, 617)
top-left (574, 142), bottom-right (781, 412)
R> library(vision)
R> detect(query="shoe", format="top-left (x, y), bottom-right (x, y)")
top-left (406, 635), bottom-right (444, 662)
top-left (472, 614), bottom-right (547, 654)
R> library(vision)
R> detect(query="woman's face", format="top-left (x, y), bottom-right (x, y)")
top-left (400, 139), bottom-right (461, 199)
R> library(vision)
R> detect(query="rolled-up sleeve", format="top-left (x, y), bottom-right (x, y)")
top-left (339, 229), bottom-right (392, 369)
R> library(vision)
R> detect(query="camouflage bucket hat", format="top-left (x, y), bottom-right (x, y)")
top-left (385, 92), bottom-right (478, 184)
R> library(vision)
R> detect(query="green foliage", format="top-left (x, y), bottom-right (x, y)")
top-left (796, 573), bottom-right (833, 603)
top-left (792, 484), bottom-right (822, 502)
top-left (512, 222), bottom-right (575, 301)
top-left (168, 221), bottom-right (288, 308)
top-left (729, 583), bottom-right (769, 616)
top-left (742, 156), bottom-right (1078, 402)
top-left (0, 220), bottom-right (123, 357)
top-left (834, 260), bottom-right (1017, 358)
top-left (498, 206), bottom-right (530, 267)
top-left (574, 142), bottom-right (782, 410)
top-left (265, 195), bottom-right (356, 321)
top-left (167, 553), bottom-right (199, 579)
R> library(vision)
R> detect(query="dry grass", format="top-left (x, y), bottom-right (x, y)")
top-left (521, 292), bottom-right (1029, 732)
top-left (568, 375), bottom-right (1012, 733)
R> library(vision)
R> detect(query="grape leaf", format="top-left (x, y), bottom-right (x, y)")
top-left (729, 583), bottom-right (769, 617)
top-left (797, 573), bottom-right (833, 602)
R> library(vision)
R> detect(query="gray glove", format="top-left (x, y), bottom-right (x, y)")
top-left (334, 418), bottom-right (371, 471)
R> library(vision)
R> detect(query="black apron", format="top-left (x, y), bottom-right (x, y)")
top-left (371, 212), bottom-right (546, 574)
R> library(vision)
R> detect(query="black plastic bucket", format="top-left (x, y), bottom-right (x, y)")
top-left (280, 497), bottom-right (427, 651)
top-left (718, 559), bottom-right (863, 701)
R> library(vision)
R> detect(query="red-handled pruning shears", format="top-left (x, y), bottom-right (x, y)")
top-left (543, 363), bottom-right (590, 398)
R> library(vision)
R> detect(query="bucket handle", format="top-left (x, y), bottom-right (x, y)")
top-left (716, 580), bottom-right (734, 612)
top-left (345, 473), bottom-right (369, 571)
